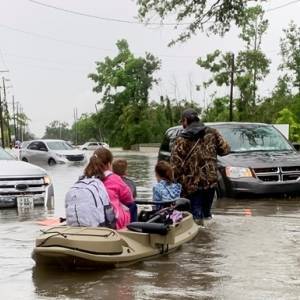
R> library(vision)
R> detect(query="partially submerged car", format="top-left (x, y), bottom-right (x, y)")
top-left (158, 122), bottom-right (300, 198)
top-left (80, 141), bottom-right (109, 151)
top-left (0, 147), bottom-right (54, 209)
top-left (19, 139), bottom-right (86, 165)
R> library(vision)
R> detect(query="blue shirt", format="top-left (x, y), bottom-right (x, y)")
top-left (153, 180), bottom-right (182, 202)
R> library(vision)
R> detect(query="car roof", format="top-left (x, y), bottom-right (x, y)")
top-left (206, 121), bottom-right (271, 126)
top-left (166, 122), bottom-right (272, 132)
top-left (28, 139), bottom-right (67, 143)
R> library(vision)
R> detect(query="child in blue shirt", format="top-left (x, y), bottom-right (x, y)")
top-left (153, 161), bottom-right (182, 207)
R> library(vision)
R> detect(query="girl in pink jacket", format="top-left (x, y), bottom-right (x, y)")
top-left (103, 170), bottom-right (133, 229)
top-left (85, 147), bottom-right (134, 229)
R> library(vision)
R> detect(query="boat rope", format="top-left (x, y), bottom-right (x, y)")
top-left (37, 230), bottom-right (116, 247)
top-left (40, 230), bottom-right (67, 238)
top-left (37, 232), bottom-right (67, 247)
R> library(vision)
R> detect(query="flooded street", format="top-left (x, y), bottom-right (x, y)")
top-left (1, 150), bottom-right (300, 299)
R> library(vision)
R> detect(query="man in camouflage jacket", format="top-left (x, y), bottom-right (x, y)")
top-left (170, 108), bottom-right (230, 223)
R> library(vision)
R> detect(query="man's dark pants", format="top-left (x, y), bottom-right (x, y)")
top-left (187, 187), bottom-right (215, 219)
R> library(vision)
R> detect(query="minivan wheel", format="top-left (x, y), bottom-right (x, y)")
top-left (22, 157), bottom-right (28, 162)
top-left (48, 158), bottom-right (56, 166)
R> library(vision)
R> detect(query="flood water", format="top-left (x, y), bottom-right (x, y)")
top-left (1, 150), bottom-right (300, 299)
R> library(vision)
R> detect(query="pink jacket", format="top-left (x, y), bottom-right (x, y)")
top-left (103, 171), bottom-right (133, 229)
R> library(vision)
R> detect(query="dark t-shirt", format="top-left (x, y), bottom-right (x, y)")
top-left (122, 176), bottom-right (137, 199)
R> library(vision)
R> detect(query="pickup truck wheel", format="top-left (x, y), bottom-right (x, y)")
top-left (48, 158), bottom-right (56, 166)
top-left (22, 157), bottom-right (28, 162)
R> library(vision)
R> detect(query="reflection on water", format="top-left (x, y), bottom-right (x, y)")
top-left (1, 150), bottom-right (300, 299)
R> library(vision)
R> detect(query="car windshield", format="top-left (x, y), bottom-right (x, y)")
top-left (213, 125), bottom-right (293, 153)
top-left (0, 148), bottom-right (15, 160)
top-left (21, 141), bottom-right (30, 149)
top-left (46, 141), bottom-right (73, 150)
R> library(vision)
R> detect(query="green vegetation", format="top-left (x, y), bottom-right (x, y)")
top-left (199, 6), bottom-right (270, 121)
top-left (137, 0), bottom-right (260, 45)
top-left (199, 9), bottom-right (300, 143)
top-left (42, 4), bottom-right (300, 147)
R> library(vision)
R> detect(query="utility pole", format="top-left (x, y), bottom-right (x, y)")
top-left (0, 87), bottom-right (4, 148)
top-left (229, 53), bottom-right (235, 122)
top-left (12, 96), bottom-right (17, 142)
top-left (16, 102), bottom-right (19, 141)
top-left (4, 99), bottom-right (11, 147)
top-left (94, 104), bottom-right (103, 142)
top-left (2, 77), bottom-right (12, 147)
top-left (59, 121), bottom-right (62, 139)
top-left (20, 106), bottom-right (24, 141)
top-left (73, 107), bottom-right (78, 145)
top-left (0, 70), bottom-right (8, 147)
top-left (17, 104), bottom-right (23, 142)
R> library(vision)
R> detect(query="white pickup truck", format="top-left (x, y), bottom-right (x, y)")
top-left (0, 147), bottom-right (54, 209)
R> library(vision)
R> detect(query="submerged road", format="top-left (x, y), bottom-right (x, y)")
top-left (1, 150), bottom-right (300, 299)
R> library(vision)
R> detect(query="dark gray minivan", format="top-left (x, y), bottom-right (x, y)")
top-left (158, 122), bottom-right (300, 197)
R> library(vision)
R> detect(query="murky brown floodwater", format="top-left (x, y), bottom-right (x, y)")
top-left (1, 150), bottom-right (300, 300)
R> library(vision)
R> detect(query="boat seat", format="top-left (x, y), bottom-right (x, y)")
top-left (127, 222), bottom-right (169, 235)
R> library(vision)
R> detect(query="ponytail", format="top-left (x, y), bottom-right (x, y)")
top-left (84, 148), bottom-right (113, 180)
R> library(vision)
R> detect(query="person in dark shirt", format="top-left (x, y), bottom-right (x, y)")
top-left (171, 108), bottom-right (230, 224)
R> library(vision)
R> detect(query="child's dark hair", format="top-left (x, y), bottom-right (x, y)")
top-left (84, 148), bottom-right (113, 180)
top-left (155, 161), bottom-right (174, 184)
top-left (112, 159), bottom-right (128, 176)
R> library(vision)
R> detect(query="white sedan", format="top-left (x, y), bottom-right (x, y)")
top-left (19, 139), bottom-right (86, 166)
top-left (80, 142), bottom-right (109, 151)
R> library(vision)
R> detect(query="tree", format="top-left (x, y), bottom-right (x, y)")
top-left (202, 97), bottom-right (230, 122)
top-left (280, 21), bottom-right (300, 94)
top-left (137, 0), bottom-right (264, 44)
top-left (71, 114), bottom-right (100, 145)
top-left (237, 6), bottom-right (270, 106)
top-left (15, 111), bottom-right (31, 142)
top-left (89, 39), bottom-right (160, 148)
top-left (43, 121), bottom-right (72, 140)
top-left (275, 108), bottom-right (300, 142)
top-left (197, 5), bottom-right (270, 120)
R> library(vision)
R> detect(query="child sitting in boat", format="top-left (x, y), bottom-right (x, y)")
top-left (153, 161), bottom-right (182, 207)
top-left (91, 148), bottom-right (135, 229)
top-left (112, 158), bottom-right (138, 222)
top-left (65, 149), bottom-right (116, 228)
top-left (113, 158), bottom-right (137, 199)
top-left (66, 148), bottom-right (134, 230)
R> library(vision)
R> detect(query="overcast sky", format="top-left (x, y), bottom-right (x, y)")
top-left (0, 0), bottom-right (299, 137)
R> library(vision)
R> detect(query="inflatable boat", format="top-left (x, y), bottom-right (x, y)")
top-left (32, 209), bottom-right (199, 269)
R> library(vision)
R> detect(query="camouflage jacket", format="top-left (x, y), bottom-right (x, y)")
top-left (170, 122), bottom-right (230, 195)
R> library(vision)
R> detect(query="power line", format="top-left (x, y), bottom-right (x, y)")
top-left (28, 0), bottom-right (300, 26)
top-left (0, 23), bottom-right (196, 59)
top-left (0, 23), bottom-right (112, 52)
top-left (4, 52), bottom-right (88, 69)
top-left (28, 0), bottom-right (188, 26)
top-left (266, 0), bottom-right (300, 12)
